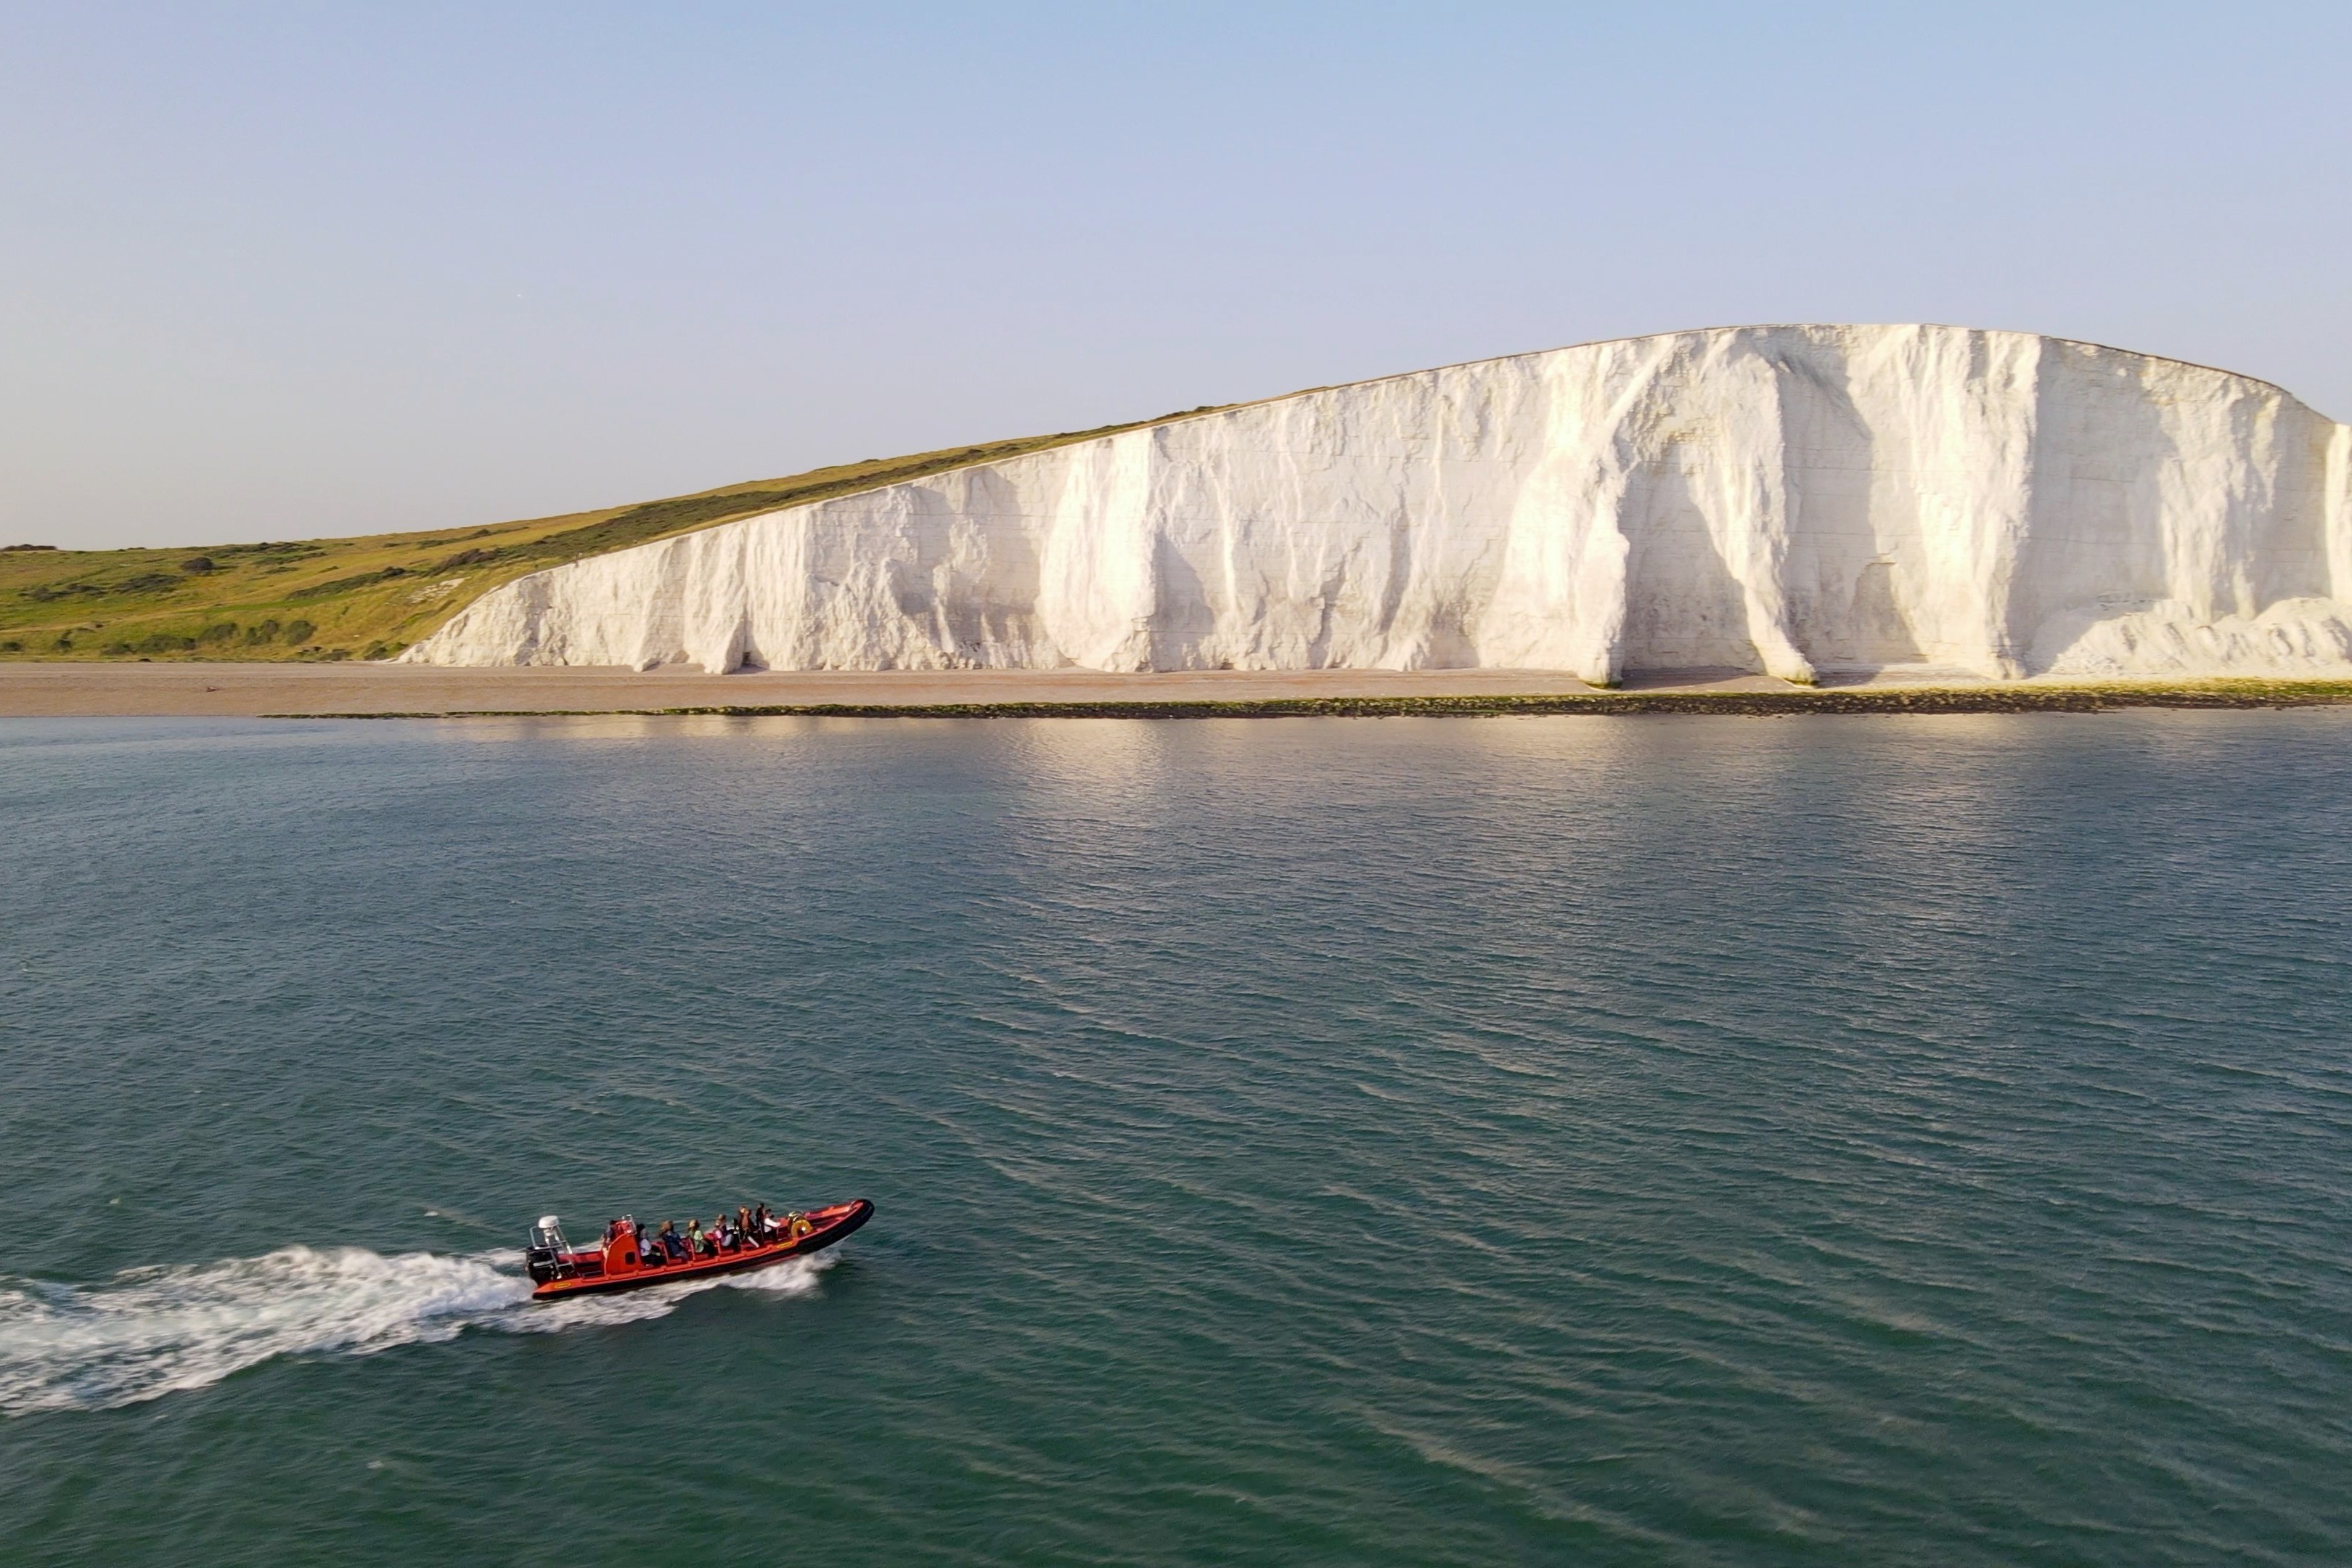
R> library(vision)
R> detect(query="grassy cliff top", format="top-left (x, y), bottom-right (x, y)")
top-left (1, 409), bottom-right (1217, 663)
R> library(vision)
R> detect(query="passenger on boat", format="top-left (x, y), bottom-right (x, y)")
top-left (687, 1219), bottom-right (710, 1257)
top-left (753, 1204), bottom-right (775, 1241)
top-left (657, 1220), bottom-right (687, 1262)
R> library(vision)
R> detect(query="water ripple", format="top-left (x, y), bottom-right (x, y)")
top-left (3, 713), bottom-right (2351, 1564)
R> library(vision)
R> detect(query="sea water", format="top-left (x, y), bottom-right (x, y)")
top-left (1, 713), bottom-right (2348, 1566)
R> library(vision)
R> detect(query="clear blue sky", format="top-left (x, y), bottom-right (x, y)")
top-left (5, 1), bottom-right (2348, 549)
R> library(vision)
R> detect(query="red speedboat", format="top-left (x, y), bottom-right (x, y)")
top-left (523, 1200), bottom-right (873, 1300)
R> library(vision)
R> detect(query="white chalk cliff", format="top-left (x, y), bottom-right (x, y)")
top-left (405, 324), bottom-right (2352, 682)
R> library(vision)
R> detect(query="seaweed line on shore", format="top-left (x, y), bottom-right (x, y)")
top-left (261, 683), bottom-right (2352, 721)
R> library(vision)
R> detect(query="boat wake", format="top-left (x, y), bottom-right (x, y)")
top-left (0, 1243), bottom-right (836, 1416)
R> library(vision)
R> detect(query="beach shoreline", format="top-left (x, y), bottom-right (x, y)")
top-left (5, 661), bottom-right (2352, 718)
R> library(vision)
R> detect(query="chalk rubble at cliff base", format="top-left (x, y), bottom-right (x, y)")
top-left (404, 324), bottom-right (2352, 683)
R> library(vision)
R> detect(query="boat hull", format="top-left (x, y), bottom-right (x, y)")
top-left (528, 1199), bottom-right (873, 1300)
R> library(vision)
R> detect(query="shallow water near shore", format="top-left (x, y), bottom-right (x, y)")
top-left (4, 712), bottom-right (2351, 1565)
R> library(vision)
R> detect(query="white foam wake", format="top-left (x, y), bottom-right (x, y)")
top-left (0, 1244), bottom-right (836, 1416)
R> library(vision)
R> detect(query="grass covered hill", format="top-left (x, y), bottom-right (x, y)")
top-left (1, 411), bottom-right (1214, 662)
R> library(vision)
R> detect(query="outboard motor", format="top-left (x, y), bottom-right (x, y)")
top-left (525, 1214), bottom-right (572, 1284)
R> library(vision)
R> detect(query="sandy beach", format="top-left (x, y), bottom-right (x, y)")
top-left (7, 661), bottom-right (2344, 719)
top-left (0, 662), bottom-right (1650, 717)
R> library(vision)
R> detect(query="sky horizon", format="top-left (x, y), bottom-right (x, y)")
top-left (7, 2), bottom-right (2350, 551)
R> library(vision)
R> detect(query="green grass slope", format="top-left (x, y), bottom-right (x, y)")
top-left (1, 410), bottom-right (1216, 661)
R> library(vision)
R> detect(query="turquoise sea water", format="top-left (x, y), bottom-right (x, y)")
top-left (3, 712), bottom-right (2350, 1566)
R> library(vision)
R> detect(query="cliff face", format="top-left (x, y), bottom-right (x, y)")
top-left (404, 325), bottom-right (2352, 682)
